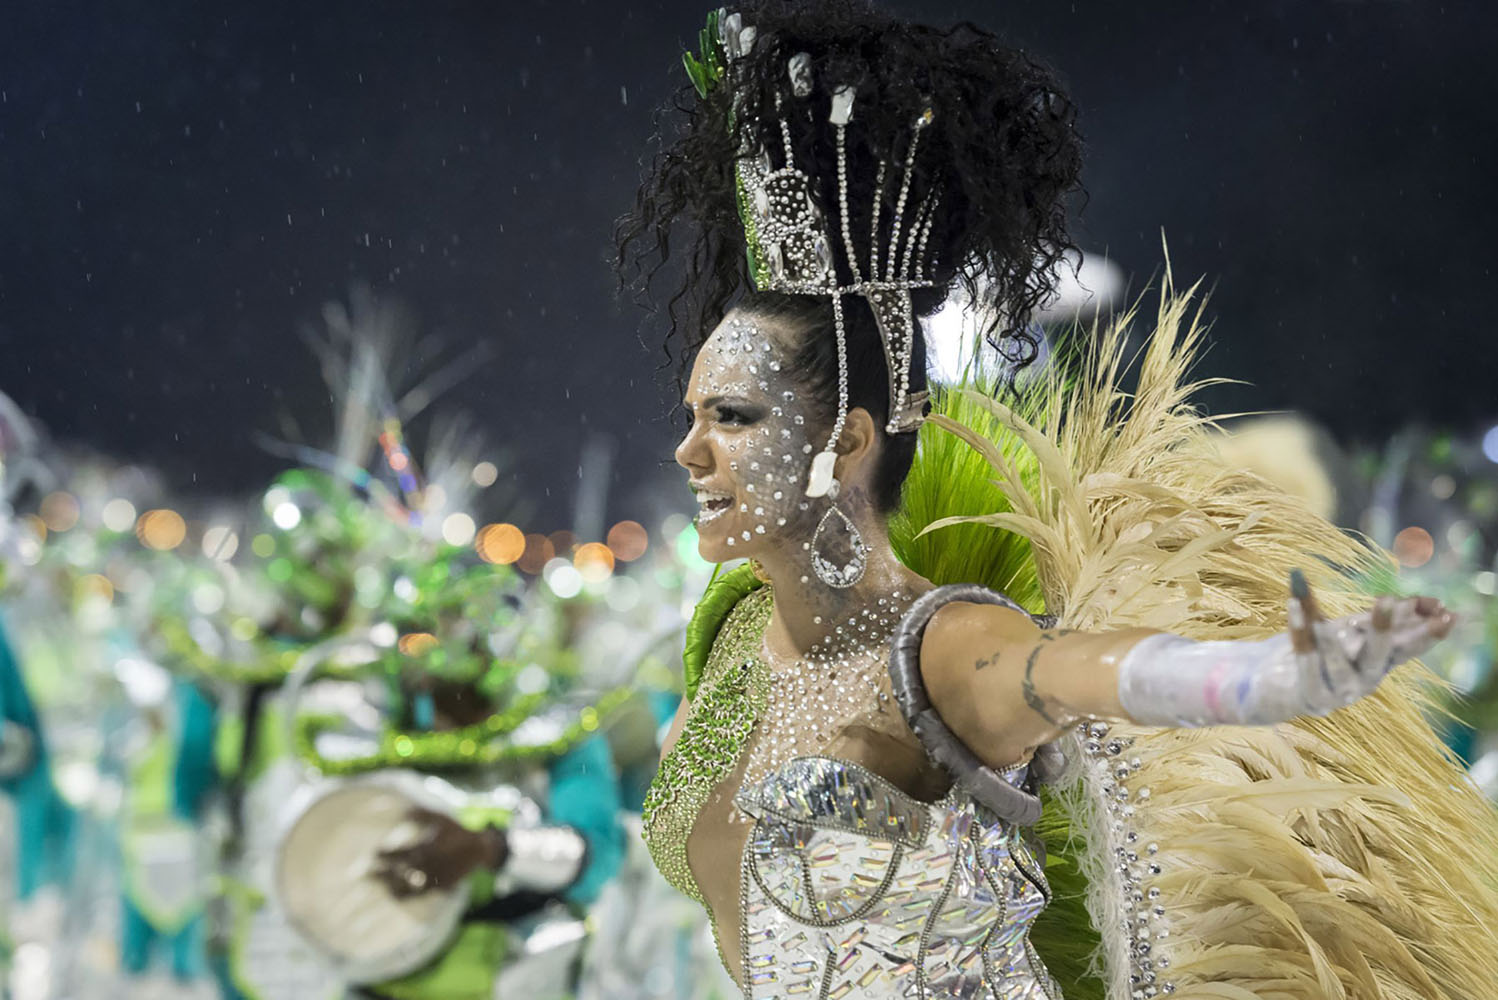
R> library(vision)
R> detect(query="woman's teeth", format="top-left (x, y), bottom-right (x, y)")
top-left (696, 491), bottom-right (733, 522)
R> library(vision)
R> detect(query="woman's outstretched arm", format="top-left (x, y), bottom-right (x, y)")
top-left (917, 575), bottom-right (1455, 770)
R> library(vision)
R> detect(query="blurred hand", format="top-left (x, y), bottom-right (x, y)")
top-left (371, 807), bottom-right (507, 899)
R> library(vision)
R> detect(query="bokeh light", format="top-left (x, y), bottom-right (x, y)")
top-left (191, 582), bottom-right (226, 615)
top-left (606, 520), bottom-right (649, 562)
top-left (471, 461), bottom-right (499, 487)
top-left (40, 491), bottom-right (80, 532)
top-left (202, 524), bottom-right (239, 561)
top-left (574, 542), bottom-right (615, 583)
top-left (398, 632), bottom-right (438, 656)
top-left (475, 523), bottom-right (525, 565)
top-left (271, 502), bottom-right (302, 530)
top-left (441, 512), bottom-right (476, 546)
top-left (543, 558), bottom-right (583, 598)
top-left (22, 515), bottom-right (46, 544)
top-left (1392, 525), bottom-right (1435, 568)
top-left (136, 509), bottom-right (187, 551)
top-left (517, 533), bottom-right (555, 574)
top-left (1482, 425), bottom-right (1498, 464)
top-left (251, 533), bottom-right (275, 558)
top-left (78, 573), bottom-right (114, 603)
top-left (548, 530), bottom-right (577, 556)
top-left (101, 498), bottom-right (137, 533)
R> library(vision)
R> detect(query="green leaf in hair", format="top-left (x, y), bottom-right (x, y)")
top-left (682, 9), bottom-right (725, 99)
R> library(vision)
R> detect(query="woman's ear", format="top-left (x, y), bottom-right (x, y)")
top-left (835, 407), bottom-right (881, 488)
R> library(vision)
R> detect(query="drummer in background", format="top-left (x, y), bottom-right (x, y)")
top-left (335, 552), bottom-right (627, 1000)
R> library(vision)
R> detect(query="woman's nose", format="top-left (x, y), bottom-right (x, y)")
top-left (675, 422), bottom-right (709, 474)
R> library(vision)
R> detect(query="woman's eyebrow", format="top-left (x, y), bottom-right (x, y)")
top-left (699, 394), bottom-right (757, 410)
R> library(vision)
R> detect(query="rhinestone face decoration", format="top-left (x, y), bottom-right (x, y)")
top-left (687, 317), bottom-right (818, 555)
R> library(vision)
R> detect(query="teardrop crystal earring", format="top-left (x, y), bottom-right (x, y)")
top-left (810, 498), bottom-right (867, 589)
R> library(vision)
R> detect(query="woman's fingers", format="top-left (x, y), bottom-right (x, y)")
top-left (1288, 570), bottom-right (1316, 654)
top-left (1358, 597), bottom-right (1395, 680)
top-left (1317, 624), bottom-right (1362, 702)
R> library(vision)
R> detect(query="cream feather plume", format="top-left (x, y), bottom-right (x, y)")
top-left (920, 262), bottom-right (1498, 999)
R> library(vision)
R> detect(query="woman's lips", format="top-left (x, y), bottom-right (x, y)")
top-left (695, 490), bottom-right (733, 523)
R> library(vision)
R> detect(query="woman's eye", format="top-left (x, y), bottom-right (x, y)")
top-left (716, 405), bottom-right (754, 426)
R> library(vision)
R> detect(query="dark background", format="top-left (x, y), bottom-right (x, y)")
top-left (2, 0), bottom-right (1494, 530)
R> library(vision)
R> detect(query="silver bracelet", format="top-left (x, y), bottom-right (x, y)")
top-left (496, 824), bottom-right (588, 896)
top-left (889, 584), bottom-right (1058, 826)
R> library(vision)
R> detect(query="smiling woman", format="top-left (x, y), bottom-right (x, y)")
top-left (620, 2), bottom-right (1498, 999)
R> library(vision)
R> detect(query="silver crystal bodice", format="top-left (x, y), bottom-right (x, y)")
top-left (732, 756), bottom-right (1060, 1000)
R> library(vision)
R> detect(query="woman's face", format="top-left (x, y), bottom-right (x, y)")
top-left (675, 311), bottom-right (819, 564)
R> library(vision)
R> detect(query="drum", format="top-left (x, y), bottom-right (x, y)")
top-left (274, 771), bottom-right (471, 984)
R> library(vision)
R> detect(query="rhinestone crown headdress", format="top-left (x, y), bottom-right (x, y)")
top-left (709, 10), bottom-right (938, 498)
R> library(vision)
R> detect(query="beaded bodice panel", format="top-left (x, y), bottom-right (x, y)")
top-left (735, 756), bottom-right (1059, 1000)
top-left (643, 586), bottom-right (775, 903)
top-left (643, 588), bottom-right (1060, 998)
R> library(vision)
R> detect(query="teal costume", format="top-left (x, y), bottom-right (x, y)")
top-left (0, 614), bottom-right (74, 901)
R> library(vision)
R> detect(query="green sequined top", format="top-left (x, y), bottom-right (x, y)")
top-left (641, 578), bottom-right (772, 903)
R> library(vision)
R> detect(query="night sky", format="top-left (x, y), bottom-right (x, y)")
top-left (2, 0), bottom-right (1494, 531)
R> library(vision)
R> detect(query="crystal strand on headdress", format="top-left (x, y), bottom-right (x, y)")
top-left (901, 191), bottom-right (937, 282)
top-left (831, 86), bottom-right (861, 285)
top-left (914, 192), bottom-right (941, 282)
top-left (805, 86), bottom-right (857, 499)
top-left (777, 113), bottom-right (795, 168)
top-left (884, 110), bottom-right (930, 282)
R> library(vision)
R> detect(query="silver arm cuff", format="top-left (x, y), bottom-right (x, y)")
top-left (888, 584), bottom-right (1052, 827)
top-left (499, 825), bottom-right (588, 895)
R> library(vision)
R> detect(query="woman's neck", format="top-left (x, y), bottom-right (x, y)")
top-left (755, 505), bottom-right (928, 659)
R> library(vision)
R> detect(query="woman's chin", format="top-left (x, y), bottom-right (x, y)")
top-left (694, 516), bottom-right (748, 563)
top-left (694, 520), bottom-right (732, 563)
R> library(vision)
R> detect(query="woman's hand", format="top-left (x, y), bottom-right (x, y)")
top-left (1116, 571), bottom-right (1455, 727)
top-left (1279, 570), bottom-right (1454, 716)
top-left (371, 807), bottom-right (507, 899)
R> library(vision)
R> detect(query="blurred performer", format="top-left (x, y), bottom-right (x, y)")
top-left (0, 399), bottom-right (75, 909)
top-left (168, 300), bottom-right (626, 1000)
top-left (0, 398), bottom-right (77, 997)
top-left (614, 4), bottom-right (1498, 999)
top-left (277, 545), bottom-right (627, 1000)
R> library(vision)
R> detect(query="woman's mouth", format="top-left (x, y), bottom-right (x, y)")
top-left (695, 489), bottom-right (733, 523)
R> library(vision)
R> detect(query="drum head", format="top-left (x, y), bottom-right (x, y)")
top-left (275, 777), bottom-right (469, 984)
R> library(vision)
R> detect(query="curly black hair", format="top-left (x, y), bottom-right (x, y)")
top-left (615, 0), bottom-right (1084, 395)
